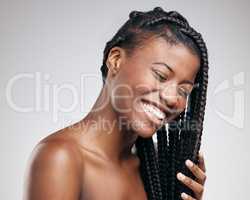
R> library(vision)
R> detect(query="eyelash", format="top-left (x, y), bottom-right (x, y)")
top-left (153, 70), bottom-right (168, 82)
top-left (153, 69), bottom-right (191, 98)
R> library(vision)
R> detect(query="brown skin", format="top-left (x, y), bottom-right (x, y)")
top-left (23, 37), bottom-right (206, 200)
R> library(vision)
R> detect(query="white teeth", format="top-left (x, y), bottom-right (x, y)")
top-left (142, 102), bottom-right (166, 120)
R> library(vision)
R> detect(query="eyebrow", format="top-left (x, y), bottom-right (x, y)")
top-left (180, 80), bottom-right (194, 86)
top-left (152, 62), bottom-right (174, 73)
top-left (152, 62), bottom-right (194, 86)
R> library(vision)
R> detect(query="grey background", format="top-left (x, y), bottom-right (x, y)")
top-left (0, 0), bottom-right (249, 199)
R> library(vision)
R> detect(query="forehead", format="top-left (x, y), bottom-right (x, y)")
top-left (130, 37), bottom-right (200, 74)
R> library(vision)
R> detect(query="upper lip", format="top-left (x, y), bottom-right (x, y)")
top-left (141, 99), bottom-right (174, 118)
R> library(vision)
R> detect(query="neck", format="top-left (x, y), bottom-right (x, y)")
top-left (78, 85), bottom-right (138, 163)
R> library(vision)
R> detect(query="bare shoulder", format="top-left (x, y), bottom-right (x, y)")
top-left (23, 131), bottom-right (84, 200)
top-left (31, 126), bottom-right (84, 169)
top-left (30, 136), bottom-right (83, 171)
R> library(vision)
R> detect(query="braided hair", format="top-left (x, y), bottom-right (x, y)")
top-left (100, 7), bottom-right (209, 200)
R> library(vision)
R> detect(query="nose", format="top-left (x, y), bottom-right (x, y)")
top-left (159, 83), bottom-right (179, 110)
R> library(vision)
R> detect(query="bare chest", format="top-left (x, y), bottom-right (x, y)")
top-left (79, 160), bottom-right (147, 200)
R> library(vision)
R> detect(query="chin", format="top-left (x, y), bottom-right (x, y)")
top-left (128, 116), bottom-right (164, 138)
top-left (127, 103), bottom-right (166, 138)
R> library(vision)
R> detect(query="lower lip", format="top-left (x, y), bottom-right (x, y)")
top-left (140, 100), bottom-right (165, 126)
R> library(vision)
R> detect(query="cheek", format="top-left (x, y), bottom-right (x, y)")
top-left (120, 59), bottom-right (156, 85)
top-left (173, 100), bottom-right (186, 117)
top-left (111, 62), bottom-right (159, 112)
top-left (179, 98), bottom-right (187, 111)
top-left (116, 70), bottom-right (156, 100)
top-left (167, 98), bottom-right (187, 121)
top-left (110, 85), bottom-right (134, 114)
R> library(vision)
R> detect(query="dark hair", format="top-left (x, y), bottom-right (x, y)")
top-left (100, 6), bottom-right (209, 200)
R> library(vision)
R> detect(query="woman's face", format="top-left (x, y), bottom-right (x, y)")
top-left (106, 37), bottom-right (200, 138)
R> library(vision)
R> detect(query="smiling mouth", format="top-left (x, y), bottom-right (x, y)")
top-left (140, 99), bottom-right (169, 125)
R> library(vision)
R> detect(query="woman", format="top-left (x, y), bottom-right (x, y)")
top-left (23, 7), bottom-right (208, 200)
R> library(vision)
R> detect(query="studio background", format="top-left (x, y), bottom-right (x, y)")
top-left (0, 0), bottom-right (249, 199)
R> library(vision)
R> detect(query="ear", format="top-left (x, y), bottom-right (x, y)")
top-left (106, 47), bottom-right (125, 76)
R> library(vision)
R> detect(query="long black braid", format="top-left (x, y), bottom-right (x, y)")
top-left (100, 7), bottom-right (209, 200)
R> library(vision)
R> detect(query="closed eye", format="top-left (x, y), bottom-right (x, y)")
top-left (178, 87), bottom-right (192, 98)
top-left (153, 69), bottom-right (168, 82)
